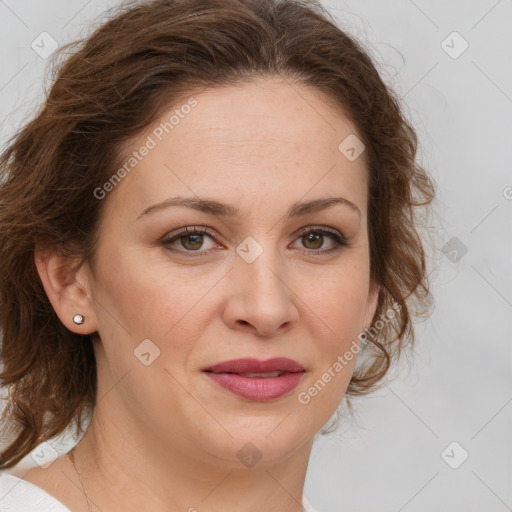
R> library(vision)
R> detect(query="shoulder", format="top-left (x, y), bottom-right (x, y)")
top-left (0, 471), bottom-right (71, 512)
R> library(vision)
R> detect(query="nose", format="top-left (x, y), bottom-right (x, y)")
top-left (222, 244), bottom-right (299, 337)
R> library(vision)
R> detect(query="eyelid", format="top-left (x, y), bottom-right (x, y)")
top-left (161, 225), bottom-right (222, 247)
top-left (293, 224), bottom-right (347, 240)
top-left (161, 224), bottom-right (350, 256)
top-left (290, 225), bottom-right (350, 253)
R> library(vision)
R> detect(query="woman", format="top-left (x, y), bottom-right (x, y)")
top-left (0, 0), bottom-right (435, 510)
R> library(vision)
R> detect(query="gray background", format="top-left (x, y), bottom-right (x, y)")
top-left (0, 1), bottom-right (511, 511)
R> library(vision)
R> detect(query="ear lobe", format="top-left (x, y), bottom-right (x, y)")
top-left (363, 281), bottom-right (380, 332)
top-left (34, 248), bottom-right (98, 334)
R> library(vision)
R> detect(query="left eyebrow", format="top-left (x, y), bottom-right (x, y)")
top-left (137, 196), bottom-right (361, 220)
top-left (287, 196), bottom-right (361, 219)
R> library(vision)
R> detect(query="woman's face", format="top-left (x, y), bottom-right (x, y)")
top-left (85, 77), bottom-right (378, 467)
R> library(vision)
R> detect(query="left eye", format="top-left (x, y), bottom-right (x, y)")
top-left (162, 226), bottom-right (349, 256)
top-left (291, 228), bottom-right (347, 252)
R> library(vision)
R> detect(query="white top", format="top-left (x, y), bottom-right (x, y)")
top-left (0, 473), bottom-right (70, 511)
top-left (0, 472), bottom-right (320, 511)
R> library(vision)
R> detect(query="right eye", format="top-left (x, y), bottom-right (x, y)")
top-left (161, 226), bottom-right (222, 256)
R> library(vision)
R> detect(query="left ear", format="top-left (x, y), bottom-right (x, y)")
top-left (363, 280), bottom-right (380, 331)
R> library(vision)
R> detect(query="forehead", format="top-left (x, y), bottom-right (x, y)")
top-left (163, 77), bottom-right (362, 156)
top-left (106, 77), bottom-right (369, 220)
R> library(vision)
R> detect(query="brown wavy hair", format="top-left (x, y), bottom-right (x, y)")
top-left (0, 0), bottom-right (435, 469)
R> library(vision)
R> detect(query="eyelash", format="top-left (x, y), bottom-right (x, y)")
top-left (161, 225), bottom-right (350, 257)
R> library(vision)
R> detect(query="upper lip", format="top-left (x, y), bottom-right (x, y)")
top-left (202, 357), bottom-right (305, 374)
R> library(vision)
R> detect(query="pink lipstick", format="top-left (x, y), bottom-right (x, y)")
top-left (202, 357), bottom-right (305, 401)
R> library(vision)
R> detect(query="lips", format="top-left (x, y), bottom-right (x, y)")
top-left (202, 357), bottom-right (306, 401)
top-left (202, 357), bottom-right (305, 375)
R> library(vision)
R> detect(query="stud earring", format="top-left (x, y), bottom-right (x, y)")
top-left (73, 314), bottom-right (84, 325)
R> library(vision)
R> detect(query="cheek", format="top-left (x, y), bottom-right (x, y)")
top-left (93, 242), bottom-right (226, 345)
top-left (90, 246), bottom-right (209, 408)
top-left (294, 259), bottom-right (370, 410)
top-left (298, 259), bottom-right (371, 341)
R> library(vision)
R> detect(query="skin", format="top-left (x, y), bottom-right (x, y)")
top-left (28, 76), bottom-right (379, 512)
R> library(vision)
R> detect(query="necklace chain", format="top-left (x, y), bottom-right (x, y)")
top-left (68, 446), bottom-right (93, 512)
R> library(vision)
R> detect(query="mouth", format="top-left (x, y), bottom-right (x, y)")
top-left (201, 358), bottom-right (306, 401)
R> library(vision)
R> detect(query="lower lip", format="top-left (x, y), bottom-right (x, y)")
top-left (203, 371), bottom-right (305, 401)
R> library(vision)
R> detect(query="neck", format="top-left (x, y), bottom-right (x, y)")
top-left (69, 398), bottom-right (313, 512)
